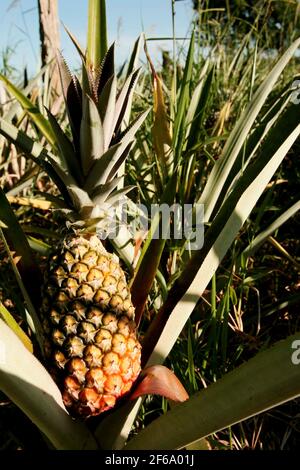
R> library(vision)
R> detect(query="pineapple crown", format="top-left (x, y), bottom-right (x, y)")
top-left (45, 41), bottom-right (149, 232)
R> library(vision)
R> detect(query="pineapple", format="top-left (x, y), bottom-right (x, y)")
top-left (39, 44), bottom-right (149, 417)
top-left (42, 235), bottom-right (141, 417)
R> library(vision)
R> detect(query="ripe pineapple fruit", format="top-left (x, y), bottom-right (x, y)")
top-left (39, 44), bottom-right (149, 417)
top-left (42, 235), bottom-right (141, 417)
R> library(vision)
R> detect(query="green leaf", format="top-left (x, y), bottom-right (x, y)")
top-left (131, 175), bottom-right (177, 324)
top-left (173, 31), bottom-right (195, 151)
top-left (127, 35), bottom-right (143, 78)
top-left (87, 0), bottom-right (108, 71)
top-left (0, 74), bottom-right (57, 147)
top-left (85, 110), bottom-right (150, 190)
top-left (84, 143), bottom-right (122, 190)
top-left (95, 399), bottom-right (142, 450)
top-left (125, 333), bottom-right (300, 449)
top-left (119, 35), bottom-right (144, 133)
top-left (67, 185), bottom-right (94, 214)
top-left (146, 55), bottom-right (172, 179)
top-left (80, 94), bottom-right (104, 175)
top-left (241, 200), bottom-right (300, 260)
top-left (98, 74), bottom-right (117, 150)
top-left (199, 37), bottom-right (300, 221)
top-left (97, 43), bottom-right (115, 95)
top-left (186, 64), bottom-right (214, 152)
top-left (0, 302), bottom-right (33, 353)
top-left (56, 53), bottom-right (82, 152)
top-left (91, 177), bottom-right (123, 204)
top-left (0, 118), bottom-right (74, 216)
top-left (0, 320), bottom-right (98, 450)
top-left (143, 103), bottom-right (300, 367)
top-left (45, 107), bottom-right (82, 184)
top-left (211, 91), bottom-right (290, 213)
top-left (114, 69), bottom-right (141, 133)
top-left (104, 186), bottom-right (135, 207)
top-left (27, 236), bottom-right (51, 255)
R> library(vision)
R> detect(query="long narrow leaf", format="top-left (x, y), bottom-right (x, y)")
top-left (131, 175), bottom-right (177, 324)
top-left (0, 118), bottom-right (74, 206)
top-left (46, 108), bottom-right (82, 184)
top-left (143, 107), bottom-right (300, 367)
top-left (173, 31), bottom-right (195, 150)
top-left (127, 35), bottom-right (143, 78)
top-left (199, 38), bottom-right (300, 221)
top-left (241, 200), bottom-right (300, 260)
top-left (80, 94), bottom-right (104, 175)
top-left (0, 302), bottom-right (33, 353)
top-left (98, 75), bottom-right (117, 149)
top-left (186, 65), bottom-right (214, 152)
top-left (87, 0), bottom-right (108, 71)
top-left (95, 399), bottom-right (142, 450)
top-left (56, 53), bottom-right (82, 152)
top-left (0, 320), bottom-right (98, 450)
top-left (113, 69), bottom-right (141, 133)
top-left (0, 74), bottom-right (57, 147)
top-left (85, 110), bottom-right (150, 189)
top-left (125, 333), bottom-right (300, 449)
top-left (122, 35), bottom-right (144, 128)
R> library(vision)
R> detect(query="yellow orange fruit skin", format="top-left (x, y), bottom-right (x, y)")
top-left (41, 235), bottom-right (141, 417)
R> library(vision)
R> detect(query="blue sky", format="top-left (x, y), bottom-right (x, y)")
top-left (0, 0), bottom-right (194, 75)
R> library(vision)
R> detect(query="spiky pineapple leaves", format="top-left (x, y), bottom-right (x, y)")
top-left (55, 41), bottom-right (148, 222)
top-left (98, 75), bottom-right (117, 148)
top-left (0, 65), bottom-right (84, 190)
top-left (0, 118), bottom-right (74, 209)
top-left (114, 69), bottom-right (141, 137)
top-left (83, 110), bottom-right (150, 191)
top-left (142, 100), bottom-right (300, 368)
top-left (56, 52), bottom-right (82, 152)
top-left (96, 42), bottom-right (115, 94)
top-left (105, 38), bottom-right (300, 448)
top-left (1, 41), bottom-right (148, 234)
top-left (45, 108), bottom-right (83, 185)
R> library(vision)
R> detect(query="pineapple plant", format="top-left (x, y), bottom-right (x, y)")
top-left (38, 43), bottom-right (149, 417)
